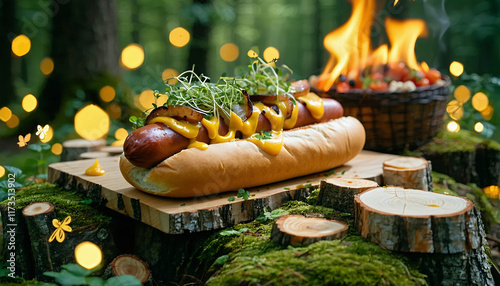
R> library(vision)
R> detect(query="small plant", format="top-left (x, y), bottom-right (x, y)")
top-left (0, 166), bottom-right (28, 201)
top-left (228, 188), bottom-right (250, 201)
top-left (219, 228), bottom-right (248, 237)
top-left (256, 208), bottom-right (289, 222)
top-left (44, 263), bottom-right (141, 286)
top-left (27, 143), bottom-right (53, 178)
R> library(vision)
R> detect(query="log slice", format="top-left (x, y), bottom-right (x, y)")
top-left (61, 139), bottom-right (106, 161)
top-left (355, 187), bottom-right (481, 253)
top-left (383, 157), bottom-right (432, 191)
top-left (318, 178), bottom-right (378, 214)
top-left (271, 215), bottom-right (348, 247)
top-left (109, 254), bottom-right (151, 284)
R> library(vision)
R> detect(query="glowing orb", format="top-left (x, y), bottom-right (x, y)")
top-left (162, 68), bottom-right (179, 85)
top-left (453, 85), bottom-right (470, 103)
top-left (474, 122), bottom-right (484, 133)
top-left (75, 241), bottom-right (102, 270)
top-left (247, 49), bottom-right (258, 58)
top-left (40, 125), bottom-right (54, 143)
top-left (12, 35), bottom-right (31, 57)
top-left (114, 128), bottom-right (128, 140)
top-left (472, 92), bottom-right (489, 112)
top-left (0, 107), bottom-right (13, 122)
top-left (263, 46), bottom-right (280, 63)
top-left (22, 94), bottom-right (38, 113)
top-left (74, 105), bottom-right (110, 140)
top-left (220, 43), bottom-right (239, 62)
top-left (169, 27), bottom-right (190, 48)
top-left (51, 143), bottom-right (63, 155)
top-left (0, 166), bottom-right (4, 178)
top-left (121, 44), bottom-right (144, 70)
top-left (449, 61), bottom-right (464, 77)
top-left (446, 121), bottom-right (460, 133)
top-left (99, 86), bottom-right (115, 102)
top-left (40, 58), bottom-right (54, 75)
top-left (6, 114), bottom-right (19, 128)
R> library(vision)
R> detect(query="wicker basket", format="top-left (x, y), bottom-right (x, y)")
top-left (314, 77), bottom-right (451, 153)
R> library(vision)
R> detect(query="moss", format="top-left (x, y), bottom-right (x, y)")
top-left (197, 202), bottom-right (425, 285)
top-left (414, 130), bottom-right (500, 154)
top-left (306, 188), bottom-right (320, 205)
top-left (0, 183), bottom-right (111, 229)
top-left (207, 236), bottom-right (427, 286)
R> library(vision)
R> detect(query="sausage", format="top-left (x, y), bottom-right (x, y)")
top-left (124, 98), bottom-right (343, 168)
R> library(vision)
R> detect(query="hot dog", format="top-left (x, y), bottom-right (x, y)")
top-left (119, 62), bottom-right (365, 198)
top-left (124, 97), bottom-right (343, 168)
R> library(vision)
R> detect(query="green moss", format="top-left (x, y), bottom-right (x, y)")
top-left (415, 130), bottom-right (500, 154)
top-left (306, 188), bottom-right (320, 205)
top-left (0, 183), bottom-right (111, 229)
top-left (208, 236), bottom-right (427, 285)
top-left (196, 202), bottom-right (426, 285)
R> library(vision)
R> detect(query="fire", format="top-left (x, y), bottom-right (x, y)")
top-left (318, 0), bottom-right (429, 91)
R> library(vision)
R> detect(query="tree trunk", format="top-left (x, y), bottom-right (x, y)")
top-left (355, 187), bottom-right (481, 253)
top-left (1, 204), bottom-right (34, 279)
top-left (318, 178), bottom-right (378, 214)
top-left (61, 139), bottom-right (106, 162)
top-left (30, 0), bottom-right (120, 130)
top-left (186, 0), bottom-right (211, 75)
top-left (0, 0), bottom-right (17, 106)
top-left (271, 215), bottom-right (348, 247)
top-left (382, 157), bottom-right (432, 191)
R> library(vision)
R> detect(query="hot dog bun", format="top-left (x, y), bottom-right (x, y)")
top-left (120, 116), bottom-right (365, 198)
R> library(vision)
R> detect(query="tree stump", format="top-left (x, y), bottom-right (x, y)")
top-left (271, 215), bottom-right (348, 247)
top-left (105, 254), bottom-right (151, 284)
top-left (355, 187), bottom-right (480, 253)
top-left (318, 178), bottom-right (378, 214)
top-left (382, 157), bottom-right (432, 191)
top-left (22, 202), bottom-right (56, 279)
top-left (61, 139), bottom-right (106, 161)
top-left (100, 146), bottom-right (123, 156)
top-left (79, 151), bottom-right (110, 160)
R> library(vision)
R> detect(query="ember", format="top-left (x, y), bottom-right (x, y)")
top-left (316, 0), bottom-right (443, 93)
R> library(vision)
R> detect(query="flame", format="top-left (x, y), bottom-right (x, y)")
top-left (318, 0), bottom-right (428, 91)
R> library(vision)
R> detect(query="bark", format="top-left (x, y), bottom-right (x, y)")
top-left (318, 178), bottom-right (378, 214)
top-left (1, 204), bottom-right (34, 279)
top-left (355, 187), bottom-right (482, 253)
top-left (271, 215), bottom-right (348, 247)
top-left (382, 157), bottom-right (432, 191)
top-left (474, 144), bottom-right (500, 187)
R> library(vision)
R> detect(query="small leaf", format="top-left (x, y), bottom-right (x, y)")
top-left (80, 198), bottom-right (93, 205)
top-left (180, 203), bottom-right (186, 206)
top-left (341, 213), bottom-right (351, 217)
top-left (215, 255), bottom-right (230, 265)
top-left (104, 275), bottom-right (142, 286)
top-left (341, 170), bottom-right (346, 175)
top-left (219, 229), bottom-right (240, 236)
top-left (304, 184), bottom-right (312, 188)
top-left (227, 196), bottom-right (235, 202)
top-left (28, 144), bottom-right (42, 152)
top-left (4, 166), bottom-right (23, 178)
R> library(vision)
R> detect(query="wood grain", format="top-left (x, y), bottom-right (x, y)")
top-left (48, 150), bottom-right (399, 234)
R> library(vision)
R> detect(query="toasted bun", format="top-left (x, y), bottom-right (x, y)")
top-left (120, 116), bottom-right (365, 198)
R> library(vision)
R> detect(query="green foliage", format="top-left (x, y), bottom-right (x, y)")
top-left (27, 143), bottom-right (53, 176)
top-left (44, 264), bottom-right (141, 286)
top-left (128, 116), bottom-right (145, 130)
top-left (228, 188), bottom-right (250, 201)
top-left (219, 228), bottom-right (248, 237)
top-left (256, 208), bottom-right (289, 222)
top-left (0, 166), bottom-right (30, 202)
top-left (254, 130), bottom-right (271, 140)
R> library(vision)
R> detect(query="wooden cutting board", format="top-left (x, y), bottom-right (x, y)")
top-left (48, 150), bottom-right (398, 234)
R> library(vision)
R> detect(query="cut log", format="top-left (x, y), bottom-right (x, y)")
top-left (355, 187), bottom-right (481, 253)
top-left (106, 254), bottom-right (151, 284)
top-left (0, 204), bottom-right (35, 279)
top-left (271, 215), bottom-right (348, 247)
top-left (79, 151), bottom-right (111, 160)
top-left (382, 157), bottom-right (432, 191)
top-left (100, 145), bottom-right (124, 156)
top-left (318, 178), bottom-right (378, 214)
top-left (61, 139), bottom-right (106, 161)
top-left (22, 202), bottom-right (56, 280)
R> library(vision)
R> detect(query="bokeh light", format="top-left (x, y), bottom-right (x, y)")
top-left (420, 61), bottom-right (429, 72)
top-left (481, 105), bottom-right (494, 121)
top-left (162, 68), bottom-right (179, 85)
top-left (74, 105), bottom-right (110, 140)
top-left (40, 57), bottom-right (54, 75)
top-left (40, 125), bottom-right (54, 143)
top-left (453, 85), bottom-right (470, 103)
top-left (121, 44), bottom-right (144, 70)
top-left (247, 49), bottom-right (258, 58)
top-left (474, 122), bottom-right (484, 133)
top-left (484, 185), bottom-right (500, 200)
top-left (11, 35), bottom-right (31, 57)
top-left (449, 61), bottom-right (464, 77)
top-left (106, 103), bottom-right (122, 120)
top-left (51, 143), bottom-right (63, 155)
top-left (446, 100), bottom-right (464, 120)
top-left (263, 46), bottom-right (280, 63)
top-left (6, 114), bottom-right (19, 128)
top-left (138, 90), bottom-right (168, 111)
top-left (446, 121), bottom-right (460, 133)
top-left (0, 166), bottom-right (4, 178)
top-left (0, 107), bottom-right (13, 122)
top-left (115, 128), bottom-right (128, 140)
top-left (75, 241), bottom-right (102, 270)
top-left (22, 94), bottom-right (38, 112)
top-left (99, 86), bottom-right (115, 102)
top-left (169, 27), bottom-right (190, 48)
top-left (220, 43), bottom-right (239, 62)
top-left (472, 92), bottom-right (489, 112)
